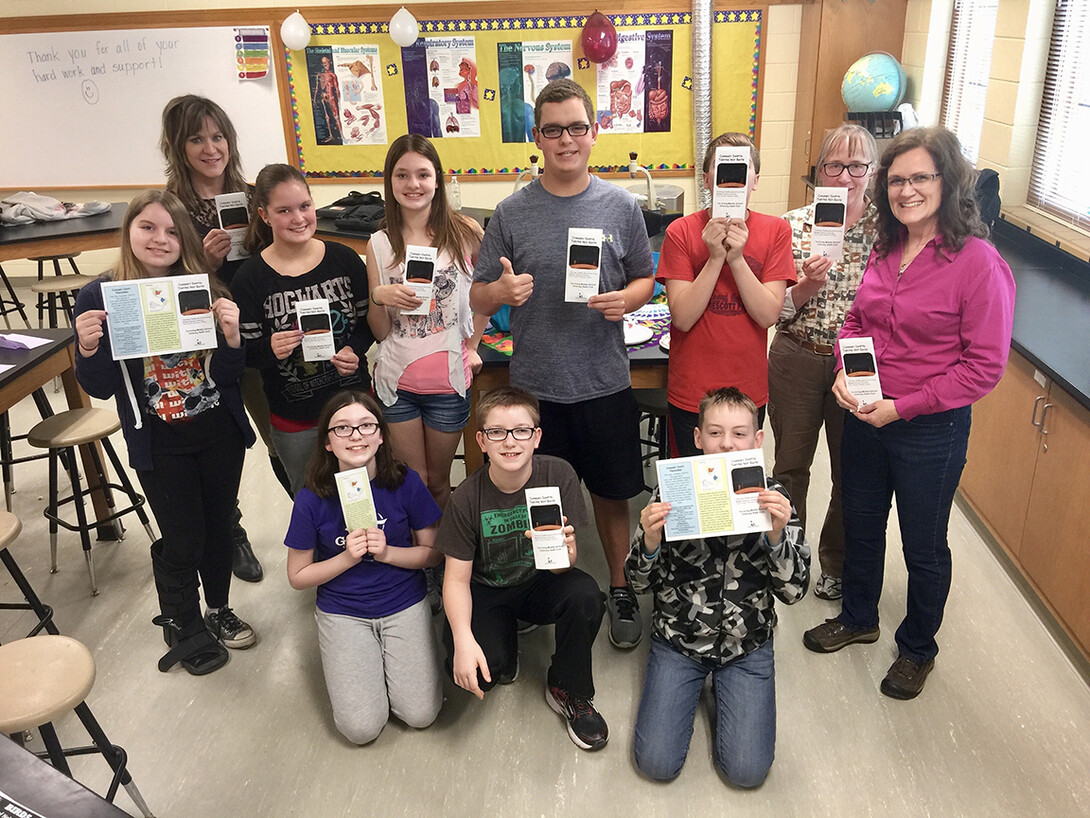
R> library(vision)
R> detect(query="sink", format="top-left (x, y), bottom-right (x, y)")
top-left (642, 208), bottom-right (683, 239)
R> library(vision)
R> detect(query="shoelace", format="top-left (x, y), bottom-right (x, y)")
top-left (216, 607), bottom-right (245, 634)
top-left (566, 693), bottom-right (597, 720)
top-left (610, 588), bottom-right (637, 620)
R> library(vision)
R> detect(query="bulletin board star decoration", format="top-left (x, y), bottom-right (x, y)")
top-left (386, 63), bottom-right (399, 77)
top-left (577, 57), bottom-right (590, 70)
top-left (682, 76), bottom-right (693, 90)
top-left (483, 88), bottom-right (496, 101)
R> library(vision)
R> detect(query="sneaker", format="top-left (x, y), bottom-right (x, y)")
top-left (880, 655), bottom-right (935, 700)
top-left (545, 684), bottom-right (608, 751)
top-left (813, 573), bottom-right (842, 601)
top-left (607, 586), bottom-right (642, 649)
top-left (204, 607), bottom-right (256, 650)
top-left (802, 618), bottom-right (879, 653)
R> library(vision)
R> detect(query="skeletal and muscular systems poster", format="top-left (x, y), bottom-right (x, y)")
top-left (305, 44), bottom-right (386, 146)
top-left (402, 37), bottom-right (480, 138)
top-left (497, 40), bottom-right (574, 143)
top-left (595, 30), bottom-right (672, 134)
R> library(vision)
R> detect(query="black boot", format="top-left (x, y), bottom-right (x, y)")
top-left (231, 503), bottom-right (263, 583)
top-left (151, 540), bottom-right (229, 676)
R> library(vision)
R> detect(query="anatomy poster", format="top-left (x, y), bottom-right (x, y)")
top-left (304, 44), bottom-right (385, 146)
top-left (595, 30), bottom-right (672, 134)
top-left (402, 37), bottom-right (480, 138)
top-left (497, 40), bottom-right (574, 143)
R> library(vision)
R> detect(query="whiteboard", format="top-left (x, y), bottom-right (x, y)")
top-left (0, 26), bottom-right (288, 188)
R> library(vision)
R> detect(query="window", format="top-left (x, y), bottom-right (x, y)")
top-left (1029, 1), bottom-right (1090, 230)
top-left (940, 0), bottom-right (998, 165)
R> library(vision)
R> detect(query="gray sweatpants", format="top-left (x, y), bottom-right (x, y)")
top-left (315, 599), bottom-right (443, 745)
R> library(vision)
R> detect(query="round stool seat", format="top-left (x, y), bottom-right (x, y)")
top-left (0, 509), bottom-right (22, 550)
top-left (0, 635), bottom-right (96, 734)
top-left (29, 252), bottom-right (82, 262)
top-left (30, 274), bottom-right (96, 295)
top-left (28, 408), bottom-right (121, 449)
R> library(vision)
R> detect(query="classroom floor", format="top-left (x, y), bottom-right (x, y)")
top-left (1, 278), bottom-right (1089, 816)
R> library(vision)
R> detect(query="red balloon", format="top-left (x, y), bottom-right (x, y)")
top-left (581, 11), bottom-right (617, 64)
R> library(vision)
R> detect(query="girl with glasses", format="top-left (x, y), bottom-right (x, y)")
top-left (285, 389), bottom-right (444, 744)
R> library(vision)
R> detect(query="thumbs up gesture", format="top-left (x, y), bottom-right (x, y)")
top-left (494, 256), bottom-right (534, 307)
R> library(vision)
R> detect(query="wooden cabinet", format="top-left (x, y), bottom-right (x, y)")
top-left (960, 350), bottom-right (1090, 656)
top-left (787, 0), bottom-right (909, 210)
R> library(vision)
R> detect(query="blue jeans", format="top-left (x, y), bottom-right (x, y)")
top-left (633, 637), bottom-right (775, 787)
top-left (838, 407), bottom-right (971, 663)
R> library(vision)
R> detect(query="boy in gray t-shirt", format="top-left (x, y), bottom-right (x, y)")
top-left (471, 79), bottom-right (654, 651)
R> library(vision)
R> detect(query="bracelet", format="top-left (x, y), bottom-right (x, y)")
top-left (643, 542), bottom-right (660, 560)
top-left (78, 341), bottom-right (99, 354)
top-left (369, 287), bottom-right (383, 307)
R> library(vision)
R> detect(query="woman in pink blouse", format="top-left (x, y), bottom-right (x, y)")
top-left (801, 127), bottom-right (1016, 701)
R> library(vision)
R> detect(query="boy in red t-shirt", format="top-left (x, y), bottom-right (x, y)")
top-left (657, 132), bottom-right (796, 456)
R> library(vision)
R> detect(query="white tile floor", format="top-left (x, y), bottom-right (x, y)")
top-left (0, 272), bottom-right (1088, 816)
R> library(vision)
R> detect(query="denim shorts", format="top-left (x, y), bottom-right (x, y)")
top-left (381, 389), bottom-right (471, 432)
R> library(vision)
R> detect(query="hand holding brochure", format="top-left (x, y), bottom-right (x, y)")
top-left (214, 192), bottom-right (252, 262)
top-left (336, 467), bottom-right (378, 532)
top-left (839, 336), bottom-right (883, 407)
top-left (565, 228), bottom-right (603, 303)
top-left (811, 187), bottom-right (848, 261)
top-left (402, 245), bottom-right (437, 316)
top-left (655, 449), bottom-right (772, 542)
top-left (710, 146), bottom-right (752, 221)
top-left (101, 274), bottom-right (217, 360)
top-left (525, 486), bottom-right (570, 569)
top-left (297, 299), bottom-right (335, 361)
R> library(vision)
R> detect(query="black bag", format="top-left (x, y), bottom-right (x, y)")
top-left (316, 190), bottom-right (382, 219)
top-left (975, 168), bottom-right (1001, 230)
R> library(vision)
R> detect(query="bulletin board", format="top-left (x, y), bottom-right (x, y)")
top-left (288, 6), bottom-right (764, 179)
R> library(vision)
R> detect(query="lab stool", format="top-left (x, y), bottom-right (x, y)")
top-left (0, 635), bottom-right (155, 817)
top-left (27, 408), bottom-right (155, 596)
top-left (0, 510), bottom-right (59, 638)
top-left (0, 263), bottom-right (30, 329)
top-left (30, 252), bottom-right (84, 325)
top-left (0, 388), bottom-right (54, 511)
top-left (635, 388), bottom-right (669, 492)
top-left (31, 273), bottom-right (95, 329)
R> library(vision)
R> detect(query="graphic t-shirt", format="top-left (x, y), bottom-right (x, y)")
top-left (284, 467), bottom-right (442, 618)
top-left (435, 455), bottom-right (588, 587)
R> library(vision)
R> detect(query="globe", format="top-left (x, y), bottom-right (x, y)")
top-left (841, 52), bottom-right (906, 113)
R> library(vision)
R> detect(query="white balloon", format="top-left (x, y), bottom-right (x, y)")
top-left (280, 11), bottom-right (311, 52)
top-left (389, 7), bottom-right (419, 48)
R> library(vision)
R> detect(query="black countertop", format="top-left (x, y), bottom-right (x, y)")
top-left (993, 218), bottom-right (1090, 411)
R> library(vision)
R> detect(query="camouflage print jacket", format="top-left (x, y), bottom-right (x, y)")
top-left (626, 481), bottom-right (810, 666)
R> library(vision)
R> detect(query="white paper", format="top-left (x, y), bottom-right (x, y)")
top-left (101, 274), bottom-right (217, 360)
top-left (811, 187), bottom-right (848, 261)
top-left (215, 191), bottom-right (251, 262)
top-left (335, 467), bottom-right (377, 531)
top-left (565, 228), bottom-right (603, 303)
top-left (710, 146), bottom-right (752, 221)
top-left (839, 336), bottom-right (883, 407)
top-left (655, 449), bottom-right (772, 541)
top-left (297, 299), bottom-right (335, 361)
top-left (526, 486), bottom-right (569, 570)
top-left (402, 245), bottom-right (437, 316)
top-left (0, 332), bottom-right (51, 349)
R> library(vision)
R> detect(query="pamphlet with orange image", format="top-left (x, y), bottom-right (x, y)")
top-left (336, 466), bottom-right (378, 532)
top-left (710, 146), bottom-right (752, 221)
top-left (101, 273), bottom-right (216, 360)
top-left (297, 299), bottom-right (335, 362)
top-left (811, 186), bottom-right (848, 261)
top-left (839, 336), bottom-right (883, 407)
top-left (565, 228), bottom-right (603, 303)
top-left (525, 486), bottom-right (570, 569)
top-left (655, 449), bottom-right (772, 541)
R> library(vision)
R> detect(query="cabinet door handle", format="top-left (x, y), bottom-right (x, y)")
top-left (1031, 395), bottom-right (1047, 427)
top-left (1040, 402), bottom-right (1053, 435)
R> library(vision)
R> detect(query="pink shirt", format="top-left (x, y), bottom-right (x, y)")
top-left (838, 235), bottom-right (1016, 420)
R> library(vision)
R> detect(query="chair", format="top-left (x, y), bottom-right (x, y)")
top-left (634, 388), bottom-right (669, 492)
top-left (0, 635), bottom-right (155, 817)
top-left (31, 274), bottom-right (95, 330)
top-left (27, 408), bottom-right (156, 595)
top-left (0, 510), bottom-right (58, 637)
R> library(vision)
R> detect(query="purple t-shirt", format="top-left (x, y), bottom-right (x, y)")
top-left (285, 468), bottom-right (442, 618)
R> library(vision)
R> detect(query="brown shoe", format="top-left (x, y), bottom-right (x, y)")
top-left (880, 655), bottom-right (935, 700)
top-left (803, 618), bottom-right (880, 653)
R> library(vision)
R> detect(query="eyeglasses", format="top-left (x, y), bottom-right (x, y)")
top-left (329, 422), bottom-right (380, 438)
top-left (480, 426), bottom-right (537, 442)
top-left (822, 162), bottom-right (872, 178)
top-left (537, 123), bottom-right (591, 139)
top-left (887, 172), bottom-right (942, 190)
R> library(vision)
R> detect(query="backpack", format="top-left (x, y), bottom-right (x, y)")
top-left (975, 168), bottom-right (1001, 230)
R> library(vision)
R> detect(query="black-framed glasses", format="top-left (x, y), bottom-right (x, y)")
top-left (330, 422), bottom-right (380, 438)
top-left (887, 172), bottom-right (942, 189)
top-left (480, 426), bottom-right (537, 442)
top-left (537, 123), bottom-right (591, 139)
top-left (822, 161), bottom-right (872, 178)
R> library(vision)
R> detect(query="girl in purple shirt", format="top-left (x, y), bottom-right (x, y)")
top-left (285, 390), bottom-right (444, 744)
top-left (802, 127), bottom-right (1016, 701)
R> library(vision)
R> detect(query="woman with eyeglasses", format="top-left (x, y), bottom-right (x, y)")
top-left (285, 389), bottom-right (444, 744)
top-left (768, 124), bottom-right (879, 603)
top-left (801, 126), bottom-right (1016, 701)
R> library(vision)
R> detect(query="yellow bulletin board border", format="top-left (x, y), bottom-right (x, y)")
top-left (287, 8), bottom-right (762, 180)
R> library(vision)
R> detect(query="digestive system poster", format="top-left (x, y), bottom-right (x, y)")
top-left (595, 29), bottom-right (672, 134)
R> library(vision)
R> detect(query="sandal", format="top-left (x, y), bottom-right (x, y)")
top-left (153, 615), bottom-right (229, 676)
